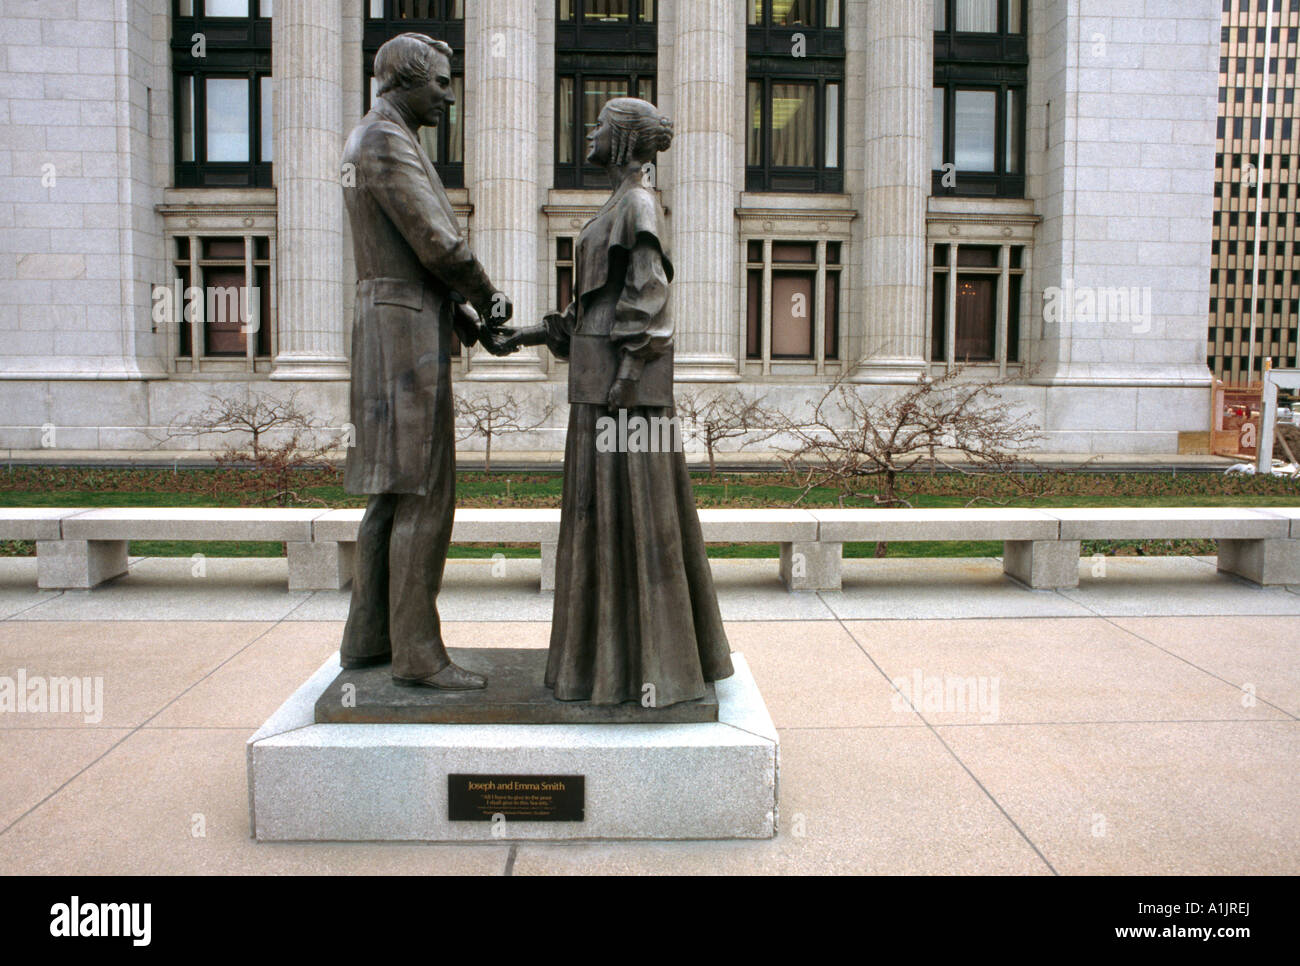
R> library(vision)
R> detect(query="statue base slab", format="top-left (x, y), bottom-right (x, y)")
top-left (314, 648), bottom-right (719, 724)
top-left (247, 653), bottom-right (778, 841)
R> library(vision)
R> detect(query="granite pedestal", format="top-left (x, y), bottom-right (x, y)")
top-left (247, 652), bottom-right (777, 841)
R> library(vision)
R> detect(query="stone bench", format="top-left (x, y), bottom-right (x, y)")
top-left (0, 508), bottom-right (73, 542)
top-left (38, 508), bottom-right (325, 590)
top-left (308, 508), bottom-right (564, 591)
top-left (2, 509), bottom-right (77, 584)
top-left (12, 505), bottom-right (1298, 594)
top-left (1034, 507), bottom-right (1298, 589)
top-left (774, 506), bottom-right (1300, 591)
top-left (790, 508), bottom-right (1062, 591)
top-left (305, 507), bottom-right (819, 592)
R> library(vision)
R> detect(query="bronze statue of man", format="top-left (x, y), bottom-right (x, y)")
top-left (339, 32), bottom-right (512, 690)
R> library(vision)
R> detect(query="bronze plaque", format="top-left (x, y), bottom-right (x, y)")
top-left (448, 774), bottom-right (585, 822)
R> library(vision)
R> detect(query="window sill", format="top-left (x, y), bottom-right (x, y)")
top-left (739, 192), bottom-right (855, 211)
top-left (928, 196), bottom-right (1037, 218)
top-left (161, 187), bottom-right (276, 209)
top-left (928, 362), bottom-right (1024, 376)
top-left (743, 360), bottom-right (845, 378)
top-left (171, 357), bottom-right (274, 376)
top-left (545, 188), bottom-right (611, 210)
top-left (737, 196), bottom-right (858, 232)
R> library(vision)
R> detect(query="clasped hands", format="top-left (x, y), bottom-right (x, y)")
top-left (464, 301), bottom-right (638, 410)
top-left (455, 294), bottom-right (515, 357)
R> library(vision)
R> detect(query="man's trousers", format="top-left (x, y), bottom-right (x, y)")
top-left (340, 379), bottom-right (456, 681)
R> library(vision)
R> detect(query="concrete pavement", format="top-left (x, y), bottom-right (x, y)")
top-left (0, 555), bottom-right (1295, 875)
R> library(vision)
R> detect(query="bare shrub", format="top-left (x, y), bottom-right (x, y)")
top-left (454, 390), bottom-right (553, 473)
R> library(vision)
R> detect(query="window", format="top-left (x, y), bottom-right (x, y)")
top-left (930, 242), bottom-right (1024, 368)
top-left (363, 0), bottom-right (465, 188)
top-left (746, 1), bottom-right (844, 192)
top-left (555, 1), bottom-right (657, 188)
top-left (745, 239), bottom-right (841, 364)
top-left (169, 235), bottom-right (274, 363)
top-left (555, 237), bottom-right (576, 311)
top-left (172, 0), bottom-right (273, 187)
top-left (933, 0), bottom-right (1027, 198)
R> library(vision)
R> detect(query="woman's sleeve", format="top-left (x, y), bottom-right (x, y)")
top-left (542, 300), bottom-right (576, 359)
top-left (610, 238), bottom-right (672, 365)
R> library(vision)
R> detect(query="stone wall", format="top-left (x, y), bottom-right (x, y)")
top-left (0, 0), bottom-right (1223, 456)
top-left (1026, 0), bottom-right (1220, 450)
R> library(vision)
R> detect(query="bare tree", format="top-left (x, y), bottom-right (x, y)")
top-left (454, 390), bottom-right (554, 473)
top-left (776, 369), bottom-right (1045, 510)
top-left (156, 390), bottom-right (344, 505)
top-left (675, 388), bottom-right (783, 478)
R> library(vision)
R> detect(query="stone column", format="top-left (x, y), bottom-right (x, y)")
top-left (855, 0), bottom-right (930, 379)
top-left (463, 1), bottom-right (545, 380)
top-left (271, 0), bottom-right (349, 380)
top-left (668, 0), bottom-right (740, 381)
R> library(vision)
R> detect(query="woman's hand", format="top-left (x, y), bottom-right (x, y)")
top-left (606, 376), bottom-right (638, 410)
top-left (480, 325), bottom-right (521, 356)
top-left (483, 324), bottom-right (552, 356)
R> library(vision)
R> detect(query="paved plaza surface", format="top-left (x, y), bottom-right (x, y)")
top-left (0, 554), bottom-right (1295, 876)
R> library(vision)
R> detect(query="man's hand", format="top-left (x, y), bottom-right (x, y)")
top-left (451, 302), bottom-right (481, 348)
top-left (476, 291), bottom-right (513, 328)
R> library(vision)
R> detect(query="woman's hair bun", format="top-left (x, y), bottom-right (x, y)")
top-left (604, 98), bottom-right (674, 165)
top-left (648, 114), bottom-right (674, 153)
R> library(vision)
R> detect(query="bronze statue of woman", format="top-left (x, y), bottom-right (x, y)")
top-left (500, 98), bottom-right (734, 708)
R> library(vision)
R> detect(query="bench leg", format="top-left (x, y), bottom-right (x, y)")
top-left (780, 541), bottom-right (842, 592)
top-left (540, 541), bottom-right (558, 593)
top-left (1217, 538), bottom-right (1300, 586)
top-left (1003, 540), bottom-right (1080, 589)
top-left (36, 540), bottom-right (128, 590)
top-left (287, 541), bottom-right (356, 591)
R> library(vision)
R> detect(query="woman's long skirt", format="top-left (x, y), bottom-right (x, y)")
top-left (546, 403), bottom-right (734, 707)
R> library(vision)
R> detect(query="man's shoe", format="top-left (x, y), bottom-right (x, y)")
top-left (393, 662), bottom-right (487, 691)
top-left (340, 653), bottom-right (391, 670)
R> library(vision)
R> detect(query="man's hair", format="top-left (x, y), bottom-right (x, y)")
top-left (374, 32), bottom-right (453, 97)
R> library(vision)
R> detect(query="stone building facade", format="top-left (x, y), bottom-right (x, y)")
top-left (0, 0), bottom-right (1222, 456)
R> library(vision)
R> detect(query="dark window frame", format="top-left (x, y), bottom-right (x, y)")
top-left (554, 0), bottom-right (658, 189)
top-left (557, 0), bottom-right (656, 50)
top-left (930, 241), bottom-right (1025, 365)
top-left (172, 233), bottom-right (274, 360)
top-left (744, 238), bottom-right (842, 363)
top-left (746, 72), bottom-right (844, 193)
top-left (932, 0), bottom-right (1028, 199)
top-left (171, 0), bottom-right (273, 188)
top-left (746, 0), bottom-right (844, 193)
top-left (362, 0), bottom-right (465, 188)
top-left (746, 0), bottom-right (845, 57)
